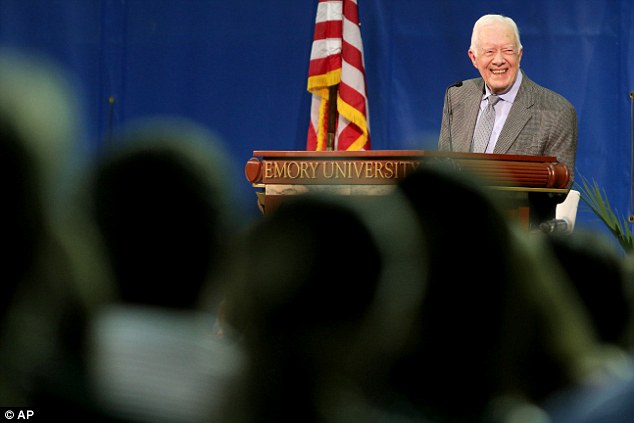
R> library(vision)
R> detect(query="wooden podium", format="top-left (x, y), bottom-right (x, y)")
top-left (244, 150), bottom-right (570, 229)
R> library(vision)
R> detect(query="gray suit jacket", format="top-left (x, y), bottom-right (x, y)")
top-left (438, 70), bottom-right (578, 186)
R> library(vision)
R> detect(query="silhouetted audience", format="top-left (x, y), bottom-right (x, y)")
top-left (0, 49), bottom-right (115, 417)
top-left (213, 162), bottom-right (631, 423)
top-left (541, 229), bottom-right (632, 348)
top-left (217, 192), bottom-right (427, 423)
top-left (544, 249), bottom-right (634, 423)
top-left (366, 164), bottom-right (610, 422)
top-left (534, 231), bottom-right (634, 423)
top-left (84, 117), bottom-right (244, 422)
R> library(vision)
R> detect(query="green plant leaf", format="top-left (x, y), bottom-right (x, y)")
top-left (574, 173), bottom-right (633, 253)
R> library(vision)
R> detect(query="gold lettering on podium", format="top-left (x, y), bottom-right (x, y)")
top-left (263, 159), bottom-right (422, 182)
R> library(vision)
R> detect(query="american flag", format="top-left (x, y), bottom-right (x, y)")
top-left (306, 0), bottom-right (370, 151)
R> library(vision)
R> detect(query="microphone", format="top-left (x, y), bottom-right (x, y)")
top-left (538, 218), bottom-right (571, 234)
top-left (445, 80), bottom-right (463, 152)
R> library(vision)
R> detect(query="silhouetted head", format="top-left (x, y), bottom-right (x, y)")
top-left (92, 118), bottom-right (235, 309)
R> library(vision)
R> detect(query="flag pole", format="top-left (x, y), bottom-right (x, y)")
top-left (327, 84), bottom-right (339, 151)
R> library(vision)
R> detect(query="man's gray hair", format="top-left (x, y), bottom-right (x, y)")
top-left (470, 14), bottom-right (523, 55)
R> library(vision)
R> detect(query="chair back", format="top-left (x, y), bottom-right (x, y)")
top-left (556, 189), bottom-right (581, 233)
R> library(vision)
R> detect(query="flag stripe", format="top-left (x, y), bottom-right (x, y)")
top-left (316, 0), bottom-right (343, 23)
top-left (312, 21), bottom-right (343, 42)
top-left (308, 54), bottom-right (342, 80)
top-left (341, 38), bottom-right (363, 71)
top-left (339, 80), bottom-right (366, 112)
top-left (307, 0), bottom-right (370, 151)
top-left (343, 0), bottom-right (359, 25)
top-left (342, 7), bottom-right (362, 50)
top-left (340, 52), bottom-right (366, 96)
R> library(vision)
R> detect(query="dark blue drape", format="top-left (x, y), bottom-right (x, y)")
top-left (1, 0), bottom-right (632, 233)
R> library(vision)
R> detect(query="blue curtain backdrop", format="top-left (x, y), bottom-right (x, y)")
top-left (1, 0), bottom-right (632, 233)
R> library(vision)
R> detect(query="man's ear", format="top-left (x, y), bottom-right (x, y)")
top-left (468, 49), bottom-right (478, 68)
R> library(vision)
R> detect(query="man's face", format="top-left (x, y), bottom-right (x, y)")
top-left (468, 23), bottom-right (523, 94)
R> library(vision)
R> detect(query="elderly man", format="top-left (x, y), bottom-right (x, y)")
top-left (438, 14), bottom-right (578, 186)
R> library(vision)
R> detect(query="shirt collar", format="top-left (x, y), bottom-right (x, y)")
top-left (484, 70), bottom-right (522, 104)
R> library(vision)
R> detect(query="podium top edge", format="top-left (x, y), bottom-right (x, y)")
top-left (251, 150), bottom-right (558, 163)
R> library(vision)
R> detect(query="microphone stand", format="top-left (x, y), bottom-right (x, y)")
top-left (445, 81), bottom-right (462, 152)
